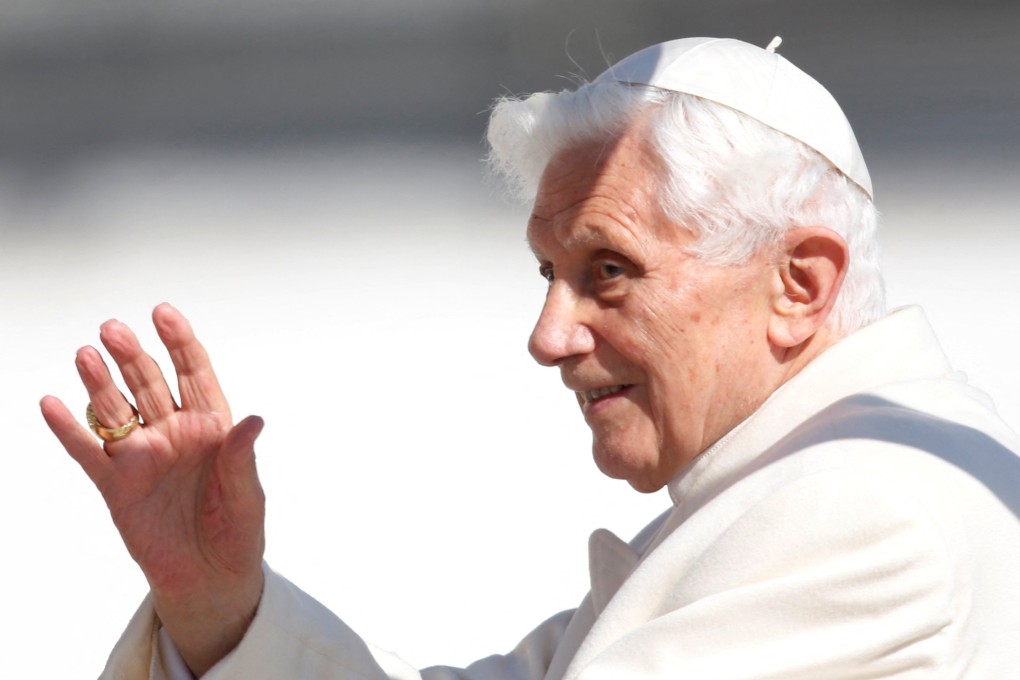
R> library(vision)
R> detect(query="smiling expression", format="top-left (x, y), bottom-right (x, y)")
top-left (526, 127), bottom-right (782, 492)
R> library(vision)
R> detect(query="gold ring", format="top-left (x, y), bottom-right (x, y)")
top-left (86, 402), bottom-right (140, 442)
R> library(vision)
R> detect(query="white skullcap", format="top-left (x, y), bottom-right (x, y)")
top-left (594, 36), bottom-right (873, 199)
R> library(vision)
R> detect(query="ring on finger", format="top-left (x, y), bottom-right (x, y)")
top-left (86, 402), bottom-right (140, 442)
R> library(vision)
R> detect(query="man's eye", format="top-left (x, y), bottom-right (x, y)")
top-left (595, 262), bottom-right (626, 280)
top-left (539, 264), bottom-right (554, 282)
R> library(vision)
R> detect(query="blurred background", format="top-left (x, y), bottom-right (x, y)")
top-left (3, 0), bottom-right (1018, 675)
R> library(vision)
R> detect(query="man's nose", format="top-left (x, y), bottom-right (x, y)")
top-left (528, 284), bottom-right (596, 366)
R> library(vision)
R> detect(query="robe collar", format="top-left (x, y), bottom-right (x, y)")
top-left (665, 306), bottom-right (954, 520)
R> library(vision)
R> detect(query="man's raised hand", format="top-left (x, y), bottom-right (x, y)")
top-left (41, 303), bottom-right (267, 676)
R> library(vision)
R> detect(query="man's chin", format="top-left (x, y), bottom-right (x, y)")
top-left (626, 476), bottom-right (667, 494)
top-left (592, 445), bottom-right (666, 494)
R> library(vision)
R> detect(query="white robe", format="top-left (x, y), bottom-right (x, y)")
top-left (103, 307), bottom-right (1020, 679)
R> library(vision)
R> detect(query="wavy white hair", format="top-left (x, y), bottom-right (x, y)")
top-left (486, 81), bottom-right (885, 334)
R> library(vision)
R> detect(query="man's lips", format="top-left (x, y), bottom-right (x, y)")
top-left (578, 384), bottom-right (633, 405)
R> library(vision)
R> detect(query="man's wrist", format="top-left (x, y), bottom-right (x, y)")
top-left (151, 569), bottom-right (265, 677)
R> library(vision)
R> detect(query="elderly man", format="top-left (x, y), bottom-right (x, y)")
top-left (43, 37), bottom-right (1020, 678)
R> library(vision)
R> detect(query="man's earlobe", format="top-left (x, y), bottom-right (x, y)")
top-left (767, 227), bottom-right (848, 348)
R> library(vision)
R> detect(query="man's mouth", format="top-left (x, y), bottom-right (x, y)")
top-left (580, 384), bottom-right (631, 404)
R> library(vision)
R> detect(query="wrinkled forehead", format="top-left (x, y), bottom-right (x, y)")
top-left (526, 130), bottom-right (679, 253)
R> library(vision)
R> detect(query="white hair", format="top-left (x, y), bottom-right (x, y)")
top-left (486, 81), bottom-right (886, 334)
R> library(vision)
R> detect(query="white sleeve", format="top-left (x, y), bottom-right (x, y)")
top-left (101, 562), bottom-right (574, 680)
top-left (156, 628), bottom-right (195, 680)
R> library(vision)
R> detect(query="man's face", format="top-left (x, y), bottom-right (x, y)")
top-left (526, 130), bottom-right (779, 492)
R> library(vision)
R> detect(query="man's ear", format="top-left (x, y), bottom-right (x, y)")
top-left (767, 227), bottom-right (848, 348)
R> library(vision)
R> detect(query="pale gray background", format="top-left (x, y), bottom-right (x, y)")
top-left (3, 1), bottom-right (1018, 675)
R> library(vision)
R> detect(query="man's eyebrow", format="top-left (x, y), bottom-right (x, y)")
top-left (526, 238), bottom-right (544, 259)
top-left (527, 220), bottom-right (624, 255)
top-left (526, 213), bottom-right (549, 259)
